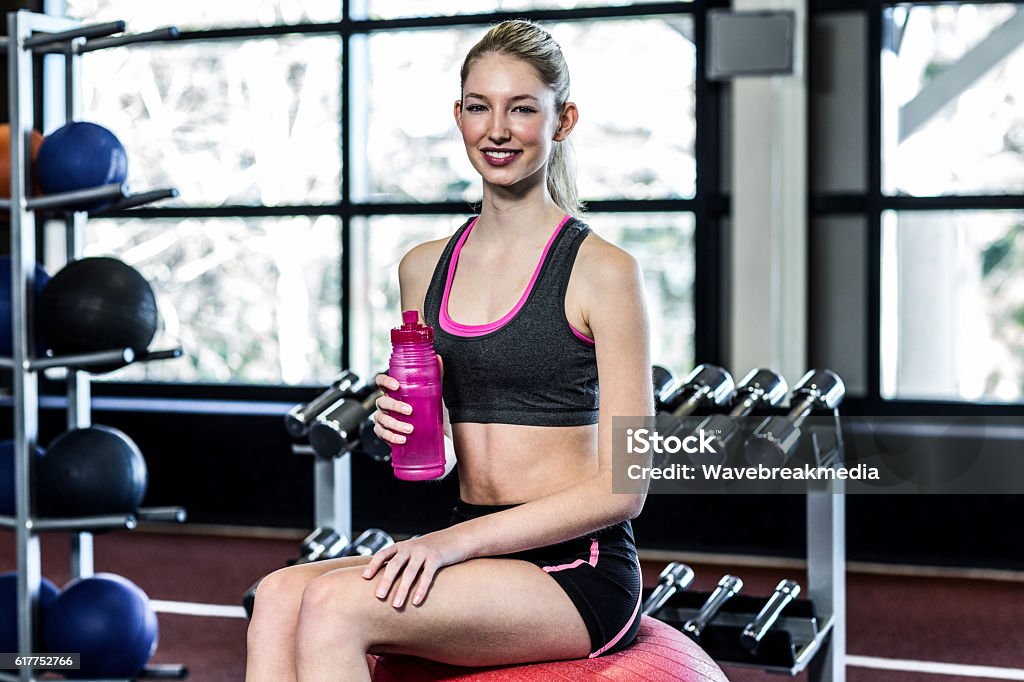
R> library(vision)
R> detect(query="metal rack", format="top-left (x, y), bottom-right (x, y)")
top-left (1, 11), bottom-right (185, 682)
top-left (646, 413), bottom-right (846, 681)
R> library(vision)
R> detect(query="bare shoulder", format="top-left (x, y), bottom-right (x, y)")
top-left (574, 230), bottom-right (644, 296)
top-left (398, 236), bottom-right (449, 292)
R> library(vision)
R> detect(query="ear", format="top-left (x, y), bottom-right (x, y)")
top-left (553, 102), bottom-right (579, 142)
top-left (454, 100), bottom-right (463, 130)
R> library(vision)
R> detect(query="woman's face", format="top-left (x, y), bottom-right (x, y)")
top-left (456, 52), bottom-right (572, 192)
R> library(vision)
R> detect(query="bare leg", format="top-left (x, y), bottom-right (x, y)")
top-left (245, 555), bottom-right (372, 682)
top-left (294, 558), bottom-right (591, 682)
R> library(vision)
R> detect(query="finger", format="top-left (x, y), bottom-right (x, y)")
top-left (362, 545), bottom-right (396, 580)
top-left (375, 549), bottom-right (409, 600)
top-left (373, 421), bottom-right (406, 445)
top-left (411, 558), bottom-right (440, 606)
top-left (392, 554), bottom-right (425, 608)
top-left (375, 373), bottom-right (400, 391)
top-left (375, 395), bottom-right (412, 416)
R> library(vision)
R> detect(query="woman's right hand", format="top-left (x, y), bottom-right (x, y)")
top-left (372, 373), bottom-right (414, 446)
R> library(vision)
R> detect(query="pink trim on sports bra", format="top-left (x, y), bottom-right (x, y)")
top-left (441, 214), bottom-right (572, 337)
top-left (570, 324), bottom-right (595, 346)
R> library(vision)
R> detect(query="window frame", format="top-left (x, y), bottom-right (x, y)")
top-left (48, 1), bottom-right (725, 407)
top-left (812, 0), bottom-right (1024, 416)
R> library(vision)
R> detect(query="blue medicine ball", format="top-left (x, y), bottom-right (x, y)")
top-left (0, 439), bottom-right (46, 516)
top-left (0, 256), bottom-right (50, 358)
top-left (44, 573), bottom-right (158, 679)
top-left (36, 121), bottom-right (128, 195)
top-left (0, 572), bottom-right (59, 653)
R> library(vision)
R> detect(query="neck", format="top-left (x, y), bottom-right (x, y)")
top-left (476, 178), bottom-right (567, 241)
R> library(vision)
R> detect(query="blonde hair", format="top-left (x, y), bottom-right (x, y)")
top-left (460, 19), bottom-right (584, 216)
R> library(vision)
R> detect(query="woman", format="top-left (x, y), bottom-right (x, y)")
top-left (246, 19), bottom-right (653, 681)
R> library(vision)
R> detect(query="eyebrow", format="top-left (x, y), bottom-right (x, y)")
top-left (463, 93), bottom-right (540, 103)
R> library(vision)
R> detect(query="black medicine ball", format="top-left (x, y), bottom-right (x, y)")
top-left (38, 425), bottom-right (148, 517)
top-left (37, 257), bottom-right (158, 356)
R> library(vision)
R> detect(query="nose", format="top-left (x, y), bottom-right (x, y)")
top-left (487, 111), bottom-right (511, 144)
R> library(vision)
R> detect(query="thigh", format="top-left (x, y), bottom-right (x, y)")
top-left (305, 557), bottom-right (592, 667)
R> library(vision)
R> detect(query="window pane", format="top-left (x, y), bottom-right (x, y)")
top-left (351, 212), bottom-right (694, 380)
top-left (80, 216), bottom-right (342, 385)
top-left (65, 0), bottom-right (341, 31)
top-left (882, 4), bottom-right (1024, 196)
top-left (585, 213), bottom-right (695, 374)
top-left (353, 17), bottom-right (695, 203)
top-left (356, 0), bottom-right (681, 21)
top-left (78, 36), bottom-right (342, 207)
top-left (881, 210), bottom-right (1024, 402)
top-left (351, 215), bottom-right (471, 375)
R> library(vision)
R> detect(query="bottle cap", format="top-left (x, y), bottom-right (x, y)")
top-left (391, 310), bottom-right (434, 343)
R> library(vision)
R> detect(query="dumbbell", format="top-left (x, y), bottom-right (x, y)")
top-left (652, 365), bottom-right (676, 412)
top-left (682, 575), bottom-right (743, 643)
top-left (241, 529), bottom-right (396, 618)
top-left (740, 579), bottom-right (801, 654)
top-left (358, 416), bottom-right (393, 463)
top-left (658, 364), bottom-right (735, 417)
top-left (641, 562), bottom-right (695, 616)
top-left (688, 369), bottom-right (788, 465)
top-left (343, 528), bottom-right (395, 556)
top-left (309, 384), bottom-right (384, 459)
top-left (745, 369), bottom-right (845, 467)
top-left (288, 526), bottom-right (351, 566)
top-left (284, 370), bottom-right (361, 438)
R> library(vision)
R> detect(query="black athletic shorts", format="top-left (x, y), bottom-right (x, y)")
top-left (449, 500), bottom-right (642, 657)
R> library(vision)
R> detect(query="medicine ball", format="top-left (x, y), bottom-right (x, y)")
top-left (0, 439), bottom-right (46, 516)
top-left (43, 573), bottom-right (158, 680)
top-left (37, 426), bottom-right (148, 517)
top-left (0, 124), bottom-right (44, 198)
top-left (0, 572), bottom-right (59, 653)
top-left (36, 257), bottom-right (158, 360)
top-left (35, 121), bottom-right (127, 196)
top-left (0, 256), bottom-right (50, 357)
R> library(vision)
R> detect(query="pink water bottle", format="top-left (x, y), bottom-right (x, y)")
top-left (387, 310), bottom-right (445, 481)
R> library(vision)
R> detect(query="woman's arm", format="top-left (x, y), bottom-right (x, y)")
top-left (365, 239), bottom-right (655, 607)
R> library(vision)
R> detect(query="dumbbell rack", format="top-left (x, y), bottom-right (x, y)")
top-left (0, 11), bottom-right (188, 682)
top-left (649, 410), bottom-right (846, 681)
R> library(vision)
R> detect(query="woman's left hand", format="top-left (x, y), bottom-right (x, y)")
top-left (361, 531), bottom-right (468, 608)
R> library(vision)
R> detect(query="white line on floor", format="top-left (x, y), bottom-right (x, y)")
top-left (848, 655), bottom-right (1024, 680)
top-left (146, 603), bottom-right (1024, 678)
top-left (152, 599), bottom-right (249, 619)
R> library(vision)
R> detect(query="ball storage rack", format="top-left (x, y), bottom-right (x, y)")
top-left (0, 11), bottom-right (188, 682)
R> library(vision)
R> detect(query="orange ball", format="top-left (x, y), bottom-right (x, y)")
top-left (0, 124), bottom-right (45, 198)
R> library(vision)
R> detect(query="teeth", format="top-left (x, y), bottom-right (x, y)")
top-left (485, 151), bottom-right (516, 158)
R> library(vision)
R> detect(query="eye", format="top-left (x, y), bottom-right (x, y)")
top-left (464, 104), bottom-right (487, 112)
top-left (513, 106), bottom-right (537, 113)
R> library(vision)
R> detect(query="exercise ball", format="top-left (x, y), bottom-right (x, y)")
top-left (0, 572), bottom-right (59, 653)
top-left (35, 121), bottom-right (127, 196)
top-left (0, 124), bottom-right (44, 198)
top-left (36, 257), bottom-right (158, 360)
top-left (369, 616), bottom-right (730, 681)
top-left (0, 256), bottom-right (50, 357)
top-left (43, 573), bottom-right (158, 679)
top-left (37, 426), bottom-right (147, 517)
top-left (0, 439), bottom-right (46, 516)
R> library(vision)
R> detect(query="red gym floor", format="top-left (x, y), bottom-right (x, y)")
top-left (3, 527), bottom-right (1023, 681)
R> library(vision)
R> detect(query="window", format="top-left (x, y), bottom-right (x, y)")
top-left (879, 3), bottom-right (1024, 403)
top-left (57, 2), bottom-right (712, 388)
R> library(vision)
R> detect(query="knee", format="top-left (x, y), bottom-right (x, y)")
top-left (249, 566), bottom-right (308, 627)
top-left (296, 571), bottom-right (371, 645)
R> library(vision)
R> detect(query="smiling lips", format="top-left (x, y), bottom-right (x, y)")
top-left (482, 149), bottom-right (521, 166)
